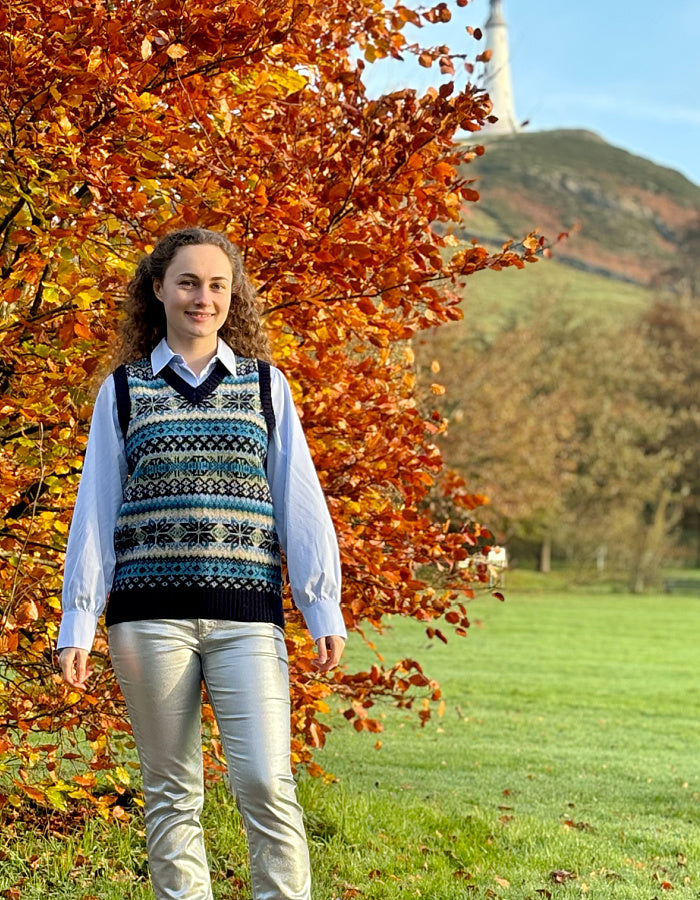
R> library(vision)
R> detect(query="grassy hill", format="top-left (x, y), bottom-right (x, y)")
top-left (435, 255), bottom-right (652, 349)
top-left (422, 128), bottom-right (700, 354)
top-left (450, 128), bottom-right (700, 287)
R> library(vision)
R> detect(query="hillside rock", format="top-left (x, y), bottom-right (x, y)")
top-left (453, 129), bottom-right (700, 286)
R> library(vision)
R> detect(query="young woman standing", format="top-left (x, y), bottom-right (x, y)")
top-left (57, 227), bottom-right (345, 900)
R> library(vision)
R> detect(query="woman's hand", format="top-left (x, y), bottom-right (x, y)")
top-left (312, 635), bottom-right (345, 673)
top-left (57, 647), bottom-right (93, 690)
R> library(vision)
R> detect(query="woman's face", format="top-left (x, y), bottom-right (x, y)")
top-left (153, 244), bottom-right (232, 351)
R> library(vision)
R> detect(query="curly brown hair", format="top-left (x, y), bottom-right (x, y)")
top-left (112, 228), bottom-right (271, 368)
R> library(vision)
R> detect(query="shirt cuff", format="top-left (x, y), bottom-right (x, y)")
top-left (298, 599), bottom-right (347, 643)
top-left (56, 610), bottom-right (100, 652)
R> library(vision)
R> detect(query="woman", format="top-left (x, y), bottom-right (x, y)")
top-left (57, 227), bottom-right (345, 900)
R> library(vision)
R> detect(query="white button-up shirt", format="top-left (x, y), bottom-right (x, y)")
top-left (57, 338), bottom-right (345, 650)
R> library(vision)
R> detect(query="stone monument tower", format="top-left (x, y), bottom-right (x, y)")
top-left (483, 0), bottom-right (519, 134)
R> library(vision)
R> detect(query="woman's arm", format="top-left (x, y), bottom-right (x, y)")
top-left (57, 375), bottom-right (127, 661)
top-left (266, 367), bottom-right (346, 665)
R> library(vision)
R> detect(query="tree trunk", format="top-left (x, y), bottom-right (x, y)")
top-left (539, 535), bottom-right (551, 574)
top-left (595, 544), bottom-right (607, 572)
top-left (630, 488), bottom-right (675, 592)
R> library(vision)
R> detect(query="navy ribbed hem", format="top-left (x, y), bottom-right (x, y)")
top-left (105, 586), bottom-right (285, 630)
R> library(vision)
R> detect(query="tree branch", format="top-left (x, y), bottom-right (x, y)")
top-left (0, 197), bottom-right (25, 240)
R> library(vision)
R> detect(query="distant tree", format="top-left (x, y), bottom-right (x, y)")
top-left (553, 315), bottom-right (678, 590)
top-left (635, 298), bottom-right (700, 574)
top-left (419, 308), bottom-right (569, 571)
top-left (421, 301), bottom-right (676, 583)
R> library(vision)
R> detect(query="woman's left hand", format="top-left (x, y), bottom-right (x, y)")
top-left (312, 635), bottom-right (345, 673)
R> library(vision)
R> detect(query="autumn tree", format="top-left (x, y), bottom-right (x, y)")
top-left (0, 0), bottom-right (538, 812)
top-left (421, 298), bottom-right (676, 581)
top-left (633, 298), bottom-right (700, 578)
top-left (419, 297), bottom-right (581, 571)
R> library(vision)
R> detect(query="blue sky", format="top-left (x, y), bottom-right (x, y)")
top-left (361, 0), bottom-right (700, 187)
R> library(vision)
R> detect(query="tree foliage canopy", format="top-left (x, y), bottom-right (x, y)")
top-left (0, 0), bottom-right (538, 814)
top-left (425, 293), bottom-right (700, 586)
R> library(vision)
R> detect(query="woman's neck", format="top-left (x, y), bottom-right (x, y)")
top-left (167, 336), bottom-right (218, 376)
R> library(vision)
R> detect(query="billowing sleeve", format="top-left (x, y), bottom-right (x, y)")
top-left (267, 367), bottom-right (346, 642)
top-left (57, 376), bottom-right (128, 652)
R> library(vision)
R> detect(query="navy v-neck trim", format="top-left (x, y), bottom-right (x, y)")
top-left (159, 359), bottom-right (230, 405)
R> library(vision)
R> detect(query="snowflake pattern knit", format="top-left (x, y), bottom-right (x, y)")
top-left (105, 356), bottom-right (284, 629)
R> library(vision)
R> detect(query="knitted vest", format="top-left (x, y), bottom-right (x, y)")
top-left (105, 356), bottom-right (284, 629)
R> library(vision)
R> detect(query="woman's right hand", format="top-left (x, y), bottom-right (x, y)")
top-left (57, 647), bottom-right (93, 690)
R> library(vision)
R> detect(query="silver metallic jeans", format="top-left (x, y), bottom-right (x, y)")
top-left (108, 619), bottom-right (311, 900)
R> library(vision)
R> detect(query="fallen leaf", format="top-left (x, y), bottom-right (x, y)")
top-left (550, 869), bottom-right (577, 884)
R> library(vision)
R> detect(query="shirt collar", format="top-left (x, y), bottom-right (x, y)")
top-left (150, 337), bottom-right (237, 376)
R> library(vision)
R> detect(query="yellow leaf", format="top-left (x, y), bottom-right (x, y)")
top-left (141, 37), bottom-right (153, 60)
top-left (270, 68), bottom-right (308, 95)
top-left (91, 734), bottom-right (107, 752)
top-left (87, 47), bottom-right (102, 73)
top-left (136, 92), bottom-right (157, 111)
top-left (167, 43), bottom-right (188, 59)
top-left (45, 786), bottom-right (69, 810)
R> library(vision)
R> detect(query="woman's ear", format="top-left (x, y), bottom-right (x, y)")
top-left (153, 280), bottom-right (163, 302)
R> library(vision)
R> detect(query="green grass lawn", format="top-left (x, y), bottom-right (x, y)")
top-left (3, 584), bottom-right (700, 898)
top-left (310, 587), bottom-right (700, 898)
